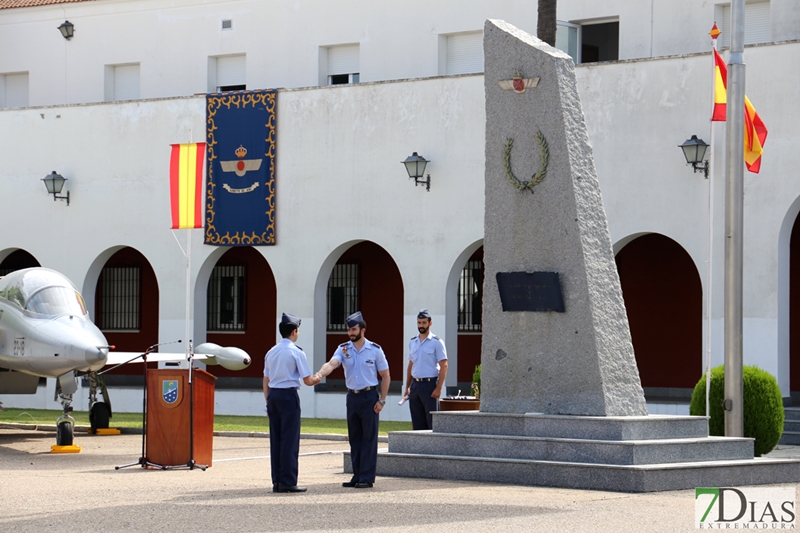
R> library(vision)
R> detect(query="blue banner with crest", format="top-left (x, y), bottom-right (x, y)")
top-left (205, 90), bottom-right (276, 245)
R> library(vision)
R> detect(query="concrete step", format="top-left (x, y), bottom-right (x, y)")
top-left (432, 411), bottom-right (710, 440)
top-left (387, 430), bottom-right (754, 465)
top-left (348, 451), bottom-right (800, 492)
top-left (784, 407), bottom-right (800, 421)
top-left (784, 420), bottom-right (800, 433)
top-left (779, 431), bottom-right (800, 445)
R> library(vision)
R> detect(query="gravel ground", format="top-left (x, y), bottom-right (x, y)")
top-left (1, 428), bottom-right (798, 532)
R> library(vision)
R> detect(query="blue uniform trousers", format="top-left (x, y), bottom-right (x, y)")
top-left (346, 388), bottom-right (380, 483)
top-left (409, 379), bottom-right (438, 430)
top-left (267, 388), bottom-right (301, 487)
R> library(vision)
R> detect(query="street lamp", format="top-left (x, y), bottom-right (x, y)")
top-left (402, 152), bottom-right (431, 192)
top-left (678, 135), bottom-right (710, 179)
top-left (58, 20), bottom-right (75, 40)
top-left (42, 171), bottom-right (70, 206)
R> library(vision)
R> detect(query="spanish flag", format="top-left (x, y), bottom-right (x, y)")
top-left (711, 48), bottom-right (727, 122)
top-left (170, 143), bottom-right (206, 229)
top-left (711, 48), bottom-right (768, 173)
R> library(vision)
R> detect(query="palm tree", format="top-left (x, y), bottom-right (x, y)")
top-left (537, 0), bottom-right (557, 46)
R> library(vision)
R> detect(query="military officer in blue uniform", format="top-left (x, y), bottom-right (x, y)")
top-left (314, 311), bottom-right (390, 488)
top-left (263, 313), bottom-right (320, 493)
top-left (404, 308), bottom-right (448, 430)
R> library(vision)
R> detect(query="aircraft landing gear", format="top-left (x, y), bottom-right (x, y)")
top-left (55, 409), bottom-right (75, 446)
top-left (87, 371), bottom-right (112, 433)
top-left (51, 379), bottom-right (80, 452)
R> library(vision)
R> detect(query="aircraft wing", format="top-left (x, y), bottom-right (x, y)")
top-left (105, 343), bottom-right (251, 371)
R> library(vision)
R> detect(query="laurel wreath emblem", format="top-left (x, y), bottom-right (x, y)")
top-left (502, 131), bottom-right (549, 194)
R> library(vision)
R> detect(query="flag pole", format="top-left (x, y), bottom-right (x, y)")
top-left (724, 0), bottom-right (746, 437)
top-left (706, 27), bottom-right (719, 422)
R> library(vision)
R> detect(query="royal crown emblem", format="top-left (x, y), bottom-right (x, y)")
top-left (220, 145), bottom-right (262, 177)
top-left (499, 69), bottom-right (540, 94)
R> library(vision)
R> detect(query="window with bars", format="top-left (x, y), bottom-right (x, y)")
top-left (327, 262), bottom-right (359, 331)
top-left (207, 264), bottom-right (246, 332)
top-left (458, 259), bottom-right (483, 332)
top-left (99, 266), bottom-right (141, 330)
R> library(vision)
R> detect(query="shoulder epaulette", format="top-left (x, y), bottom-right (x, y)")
top-left (339, 342), bottom-right (349, 347)
top-left (370, 341), bottom-right (382, 349)
top-left (431, 335), bottom-right (440, 340)
top-left (410, 335), bottom-right (417, 340)
top-left (295, 345), bottom-right (304, 352)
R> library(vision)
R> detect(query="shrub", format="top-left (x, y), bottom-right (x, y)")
top-left (471, 364), bottom-right (481, 400)
top-left (690, 365), bottom-right (784, 456)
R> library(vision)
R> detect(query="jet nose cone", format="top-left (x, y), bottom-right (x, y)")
top-left (85, 346), bottom-right (107, 365)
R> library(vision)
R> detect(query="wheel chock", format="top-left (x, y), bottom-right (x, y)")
top-left (51, 445), bottom-right (82, 453)
top-left (91, 428), bottom-right (121, 435)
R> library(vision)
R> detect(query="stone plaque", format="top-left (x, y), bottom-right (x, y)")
top-left (496, 272), bottom-right (564, 312)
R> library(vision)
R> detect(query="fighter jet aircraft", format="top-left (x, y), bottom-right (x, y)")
top-left (0, 267), bottom-right (251, 446)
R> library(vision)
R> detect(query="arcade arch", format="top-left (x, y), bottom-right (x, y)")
top-left (445, 241), bottom-right (484, 392)
top-left (313, 240), bottom-right (404, 392)
top-left (0, 249), bottom-right (40, 275)
top-left (615, 233), bottom-right (703, 395)
top-left (202, 247), bottom-right (276, 383)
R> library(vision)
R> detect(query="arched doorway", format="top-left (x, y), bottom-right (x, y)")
top-left (320, 241), bottom-right (404, 391)
top-left (204, 247), bottom-right (276, 382)
top-left (615, 234), bottom-right (702, 395)
top-left (456, 246), bottom-right (483, 390)
top-left (790, 213), bottom-right (800, 394)
top-left (0, 249), bottom-right (40, 275)
top-left (94, 247), bottom-right (159, 379)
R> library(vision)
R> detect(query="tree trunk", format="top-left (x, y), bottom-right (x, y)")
top-left (537, 0), bottom-right (558, 47)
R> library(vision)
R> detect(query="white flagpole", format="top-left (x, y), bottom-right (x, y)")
top-left (706, 29), bottom-right (719, 421)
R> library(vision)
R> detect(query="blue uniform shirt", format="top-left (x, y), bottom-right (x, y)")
top-left (264, 338), bottom-right (312, 389)
top-left (408, 332), bottom-right (447, 378)
top-left (331, 338), bottom-right (389, 390)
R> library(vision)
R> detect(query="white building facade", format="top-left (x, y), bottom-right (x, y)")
top-left (1, 0), bottom-right (799, 420)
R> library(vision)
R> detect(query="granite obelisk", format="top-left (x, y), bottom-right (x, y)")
top-left (481, 19), bottom-right (648, 416)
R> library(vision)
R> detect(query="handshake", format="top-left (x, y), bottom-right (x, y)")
top-left (307, 372), bottom-right (323, 386)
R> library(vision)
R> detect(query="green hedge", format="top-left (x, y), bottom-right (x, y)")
top-left (690, 365), bottom-right (784, 456)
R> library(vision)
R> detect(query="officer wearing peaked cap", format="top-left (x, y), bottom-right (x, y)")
top-left (263, 313), bottom-right (320, 493)
top-left (313, 311), bottom-right (390, 488)
top-left (405, 308), bottom-right (448, 430)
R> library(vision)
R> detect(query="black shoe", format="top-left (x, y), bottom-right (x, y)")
top-left (342, 480), bottom-right (358, 488)
top-left (276, 484), bottom-right (307, 493)
top-left (272, 483), bottom-right (279, 493)
top-left (354, 482), bottom-right (373, 488)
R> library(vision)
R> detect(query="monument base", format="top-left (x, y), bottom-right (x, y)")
top-left (345, 412), bottom-right (800, 492)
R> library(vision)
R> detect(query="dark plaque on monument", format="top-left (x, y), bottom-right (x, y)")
top-left (496, 272), bottom-right (565, 312)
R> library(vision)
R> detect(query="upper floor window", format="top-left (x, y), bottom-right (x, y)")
top-left (210, 54), bottom-right (246, 92)
top-left (556, 19), bottom-right (619, 64)
top-left (719, 1), bottom-right (771, 48)
top-left (327, 262), bottom-right (359, 331)
top-left (207, 264), bottom-right (246, 332)
top-left (324, 44), bottom-right (360, 86)
top-left (441, 31), bottom-right (483, 75)
top-left (98, 265), bottom-right (141, 331)
top-left (104, 64), bottom-right (140, 102)
top-left (0, 72), bottom-right (29, 109)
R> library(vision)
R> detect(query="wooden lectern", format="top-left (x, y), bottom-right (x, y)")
top-left (145, 368), bottom-right (216, 467)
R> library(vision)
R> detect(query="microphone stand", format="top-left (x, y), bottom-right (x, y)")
top-left (110, 340), bottom-right (182, 470)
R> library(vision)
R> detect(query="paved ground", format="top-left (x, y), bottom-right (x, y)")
top-left (1, 427), bottom-right (798, 533)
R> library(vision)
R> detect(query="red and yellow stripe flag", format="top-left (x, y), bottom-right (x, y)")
top-left (170, 143), bottom-right (206, 229)
top-left (712, 48), bottom-right (727, 122)
top-left (710, 48), bottom-right (769, 173)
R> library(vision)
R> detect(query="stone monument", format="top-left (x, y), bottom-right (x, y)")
top-left (345, 19), bottom-right (800, 492)
top-left (481, 19), bottom-right (647, 416)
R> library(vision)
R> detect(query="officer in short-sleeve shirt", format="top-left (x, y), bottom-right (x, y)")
top-left (263, 313), bottom-right (319, 493)
top-left (313, 311), bottom-right (390, 488)
top-left (405, 308), bottom-right (448, 430)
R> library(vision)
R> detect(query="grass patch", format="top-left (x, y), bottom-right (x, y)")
top-left (0, 408), bottom-right (411, 436)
